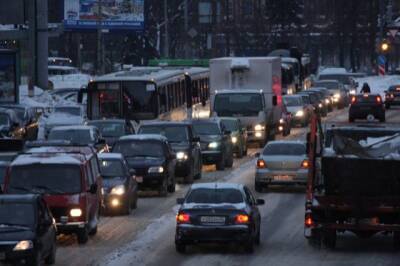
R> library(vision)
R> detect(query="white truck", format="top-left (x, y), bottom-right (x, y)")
top-left (209, 57), bottom-right (283, 145)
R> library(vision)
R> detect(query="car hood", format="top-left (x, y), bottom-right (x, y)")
top-left (0, 227), bottom-right (35, 241)
top-left (169, 142), bottom-right (190, 152)
top-left (126, 157), bottom-right (165, 168)
top-left (102, 176), bottom-right (126, 189)
top-left (286, 106), bottom-right (303, 114)
top-left (44, 114), bottom-right (83, 127)
top-left (198, 135), bottom-right (222, 143)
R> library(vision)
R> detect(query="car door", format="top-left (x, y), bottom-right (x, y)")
top-left (244, 187), bottom-right (261, 234)
top-left (37, 199), bottom-right (54, 255)
top-left (88, 158), bottom-right (101, 226)
top-left (188, 126), bottom-right (200, 174)
top-left (165, 141), bottom-right (176, 183)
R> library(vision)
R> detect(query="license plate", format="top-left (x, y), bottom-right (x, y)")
top-left (274, 175), bottom-right (293, 181)
top-left (0, 252), bottom-right (5, 260)
top-left (200, 216), bottom-right (226, 224)
top-left (135, 176), bottom-right (143, 183)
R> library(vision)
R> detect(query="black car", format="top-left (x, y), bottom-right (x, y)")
top-left (308, 88), bottom-right (329, 116)
top-left (138, 121), bottom-right (202, 183)
top-left (98, 153), bottom-right (138, 215)
top-left (349, 94), bottom-right (385, 122)
top-left (175, 183), bottom-right (264, 253)
top-left (384, 85), bottom-right (400, 109)
top-left (87, 119), bottom-right (136, 147)
top-left (191, 119), bottom-right (234, 171)
top-left (112, 134), bottom-right (176, 196)
top-left (0, 194), bottom-right (57, 265)
top-left (299, 91), bottom-right (327, 117)
top-left (220, 118), bottom-right (248, 157)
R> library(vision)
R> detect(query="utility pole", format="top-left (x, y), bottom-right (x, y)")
top-left (164, 0), bottom-right (169, 58)
top-left (183, 0), bottom-right (189, 58)
top-left (97, 0), bottom-right (104, 74)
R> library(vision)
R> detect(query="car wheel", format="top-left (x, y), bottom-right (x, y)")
top-left (185, 165), bottom-right (194, 184)
top-left (322, 229), bottom-right (336, 249)
top-left (159, 178), bottom-right (168, 197)
top-left (123, 197), bottom-right (132, 215)
top-left (89, 211), bottom-right (99, 235)
top-left (195, 162), bottom-right (202, 180)
top-left (216, 154), bottom-right (225, 171)
top-left (243, 146), bottom-right (248, 156)
top-left (175, 243), bottom-right (186, 253)
top-left (44, 243), bottom-right (56, 265)
top-left (77, 227), bottom-right (89, 244)
top-left (237, 145), bottom-right (244, 158)
top-left (255, 226), bottom-right (261, 245)
top-left (225, 152), bottom-right (233, 168)
top-left (255, 182), bottom-right (263, 193)
top-left (167, 176), bottom-right (176, 193)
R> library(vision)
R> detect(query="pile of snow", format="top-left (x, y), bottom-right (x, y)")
top-left (354, 75), bottom-right (400, 97)
top-left (49, 74), bottom-right (92, 90)
top-left (318, 67), bottom-right (347, 75)
top-left (19, 85), bottom-right (72, 108)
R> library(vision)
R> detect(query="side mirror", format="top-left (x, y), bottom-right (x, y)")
top-left (129, 169), bottom-right (136, 176)
top-left (89, 184), bottom-right (98, 194)
top-left (192, 136), bottom-right (200, 142)
top-left (256, 199), bottom-right (265, 205)
top-left (272, 95), bottom-right (278, 106)
top-left (176, 198), bottom-right (184, 205)
top-left (255, 152), bottom-right (260, 158)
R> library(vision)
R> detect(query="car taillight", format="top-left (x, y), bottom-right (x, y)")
top-left (376, 96), bottom-right (382, 103)
top-left (301, 159), bottom-right (309, 169)
top-left (305, 213), bottom-right (313, 227)
top-left (176, 212), bottom-right (190, 224)
top-left (351, 96), bottom-right (357, 104)
top-left (257, 159), bottom-right (266, 169)
top-left (235, 214), bottom-right (250, 224)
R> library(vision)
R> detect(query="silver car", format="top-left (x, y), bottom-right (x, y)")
top-left (255, 141), bottom-right (308, 192)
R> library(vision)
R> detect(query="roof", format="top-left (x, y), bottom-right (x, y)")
top-left (190, 182), bottom-right (244, 190)
top-left (25, 145), bottom-right (96, 157)
top-left (283, 94), bottom-right (302, 99)
top-left (88, 119), bottom-right (126, 124)
top-left (50, 125), bottom-right (95, 131)
top-left (0, 194), bottom-right (40, 204)
top-left (266, 140), bottom-right (306, 145)
top-left (48, 65), bottom-right (77, 71)
top-left (218, 117), bottom-right (239, 122)
top-left (119, 134), bottom-right (167, 142)
top-left (98, 153), bottom-right (124, 160)
top-left (214, 89), bottom-right (263, 94)
top-left (139, 120), bottom-right (191, 127)
top-left (314, 80), bottom-right (340, 84)
top-left (12, 153), bottom-right (84, 167)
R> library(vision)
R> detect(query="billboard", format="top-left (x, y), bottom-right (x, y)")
top-left (64, 0), bottom-right (144, 30)
top-left (0, 51), bottom-right (18, 104)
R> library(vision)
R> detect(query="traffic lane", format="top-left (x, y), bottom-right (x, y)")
top-left (55, 148), bottom-right (260, 266)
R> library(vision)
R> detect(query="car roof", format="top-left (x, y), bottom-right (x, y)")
top-left (219, 117), bottom-right (239, 121)
top-left (139, 121), bottom-right (191, 127)
top-left (98, 153), bottom-right (124, 160)
top-left (265, 140), bottom-right (306, 145)
top-left (11, 153), bottom-right (84, 167)
top-left (50, 125), bottom-right (95, 131)
top-left (0, 194), bottom-right (40, 204)
top-left (190, 182), bottom-right (244, 190)
top-left (315, 80), bottom-right (339, 84)
top-left (25, 144), bottom-right (96, 157)
top-left (283, 95), bottom-right (302, 98)
top-left (88, 119), bottom-right (126, 124)
top-left (119, 134), bottom-right (167, 142)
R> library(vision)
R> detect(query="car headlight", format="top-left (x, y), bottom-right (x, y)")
top-left (334, 93), bottom-right (341, 99)
top-left (254, 124), bottom-right (264, 131)
top-left (70, 208), bottom-right (82, 217)
top-left (350, 89), bottom-right (356, 95)
top-left (279, 118), bottom-right (284, 124)
top-left (325, 99), bottom-right (330, 104)
top-left (176, 151), bottom-right (188, 161)
top-left (318, 103), bottom-right (323, 108)
top-left (208, 142), bottom-right (219, 149)
top-left (231, 136), bottom-right (238, 144)
top-left (295, 110), bottom-right (304, 117)
top-left (148, 166), bottom-right (164, 173)
top-left (110, 185), bottom-right (126, 195)
top-left (13, 240), bottom-right (33, 251)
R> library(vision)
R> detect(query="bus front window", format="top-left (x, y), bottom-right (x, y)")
top-left (122, 81), bottom-right (158, 120)
top-left (89, 82), bottom-right (121, 119)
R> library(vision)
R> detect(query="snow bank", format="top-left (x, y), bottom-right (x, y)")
top-left (354, 75), bottom-right (400, 97)
top-left (49, 74), bottom-right (92, 89)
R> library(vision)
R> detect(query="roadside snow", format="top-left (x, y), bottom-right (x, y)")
top-left (49, 74), bottom-right (92, 89)
top-left (354, 75), bottom-right (400, 97)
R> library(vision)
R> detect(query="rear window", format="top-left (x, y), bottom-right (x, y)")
top-left (283, 96), bottom-right (302, 106)
top-left (99, 159), bottom-right (125, 177)
top-left (186, 188), bottom-right (244, 204)
top-left (139, 126), bottom-right (189, 142)
top-left (113, 140), bottom-right (165, 158)
top-left (263, 143), bottom-right (306, 156)
top-left (48, 129), bottom-right (94, 144)
top-left (9, 164), bottom-right (81, 194)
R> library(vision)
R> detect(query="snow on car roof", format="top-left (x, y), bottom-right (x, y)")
top-left (319, 67), bottom-right (347, 75)
top-left (48, 65), bottom-right (77, 71)
top-left (92, 67), bottom-right (184, 83)
top-left (98, 153), bottom-right (124, 160)
top-left (12, 153), bottom-right (83, 166)
top-left (266, 140), bottom-right (306, 145)
top-left (214, 89), bottom-right (262, 94)
top-left (190, 182), bottom-right (244, 190)
top-left (119, 134), bottom-right (167, 142)
top-left (50, 125), bottom-right (94, 131)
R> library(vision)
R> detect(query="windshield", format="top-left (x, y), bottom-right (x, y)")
top-left (186, 188), bottom-right (244, 204)
top-left (9, 164), bottom-right (81, 194)
top-left (48, 129), bottom-right (94, 144)
top-left (263, 143), bottom-right (306, 156)
top-left (192, 123), bottom-right (220, 135)
top-left (221, 120), bottom-right (238, 132)
top-left (139, 125), bottom-right (189, 142)
top-left (283, 97), bottom-right (302, 106)
top-left (318, 75), bottom-right (350, 85)
top-left (113, 141), bottom-right (164, 158)
top-left (313, 81), bottom-right (339, 90)
top-left (99, 159), bottom-right (125, 177)
top-left (0, 113), bottom-right (10, 126)
top-left (89, 122), bottom-right (125, 137)
top-left (214, 93), bottom-right (263, 116)
top-left (54, 107), bottom-right (81, 116)
top-left (0, 203), bottom-right (35, 227)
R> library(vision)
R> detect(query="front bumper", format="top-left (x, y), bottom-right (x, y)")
top-left (56, 221), bottom-right (86, 234)
top-left (138, 174), bottom-right (165, 189)
top-left (175, 224), bottom-right (251, 244)
top-left (0, 245), bottom-right (35, 263)
top-left (247, 130), bottom-right (266, 142)
top-left (255, 169), bottom-right (308, 185)
top-left (201, 150), bottom-right (222, 164)
top-left (175, 160), bottom-right (191, 177)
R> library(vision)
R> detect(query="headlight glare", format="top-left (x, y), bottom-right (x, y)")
top-left (254, 124), bottom-right (264, 131)
top-left (13, 240), bottom-right (33, 251)
top-left (231, 136), bottom-right (238, 144)
top-left (176, 151), bottom-right (188, 160)
top-left (148, 166), bottom-right (164, 173)
top-left (208, 142), bottom-right (219, 149)
top-left (295, 110), bottom-right (304, 117)
top-left (70, 208), bottom-right (82, 217)
top-left (110, 185), bottom-right (126, 195)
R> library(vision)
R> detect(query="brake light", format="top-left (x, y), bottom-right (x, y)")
top-left (305, 213), bottom-right (313, 227)
top-left (257, 159), bottom-right (266, 169)
top-left (235, 214), bottom-right (250, 224)
top-left (351, 96), bottom-right (356, 104)
top-left (176, 212), bottom-right (190, 224)
top-left (376, 96), bottom-right (382, 103)
top-left (301, 159), bottom-right (309, 169)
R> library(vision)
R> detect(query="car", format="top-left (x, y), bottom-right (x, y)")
top-left (299, 90), bottom-right (327, 117)
top-left (308, 88), bottom-right (331, 114)
top-left (191, 119), bottom-right (234, 171)
top-left (310, 87), bottom-right (333, 112)
top-left (41, 105), bottom-right (86, 137)
top-left (4, 145), bottom-right (103, 244)
top-left (283, 95), bottom-right (310, 127)
top-left (278, 104), bottom-right (292, 136)
top-left (254, 140), bottom-right (309, 192)
top-left (87, 119), bottom-right (136, 147)
top-left (112, 134), bottom-right (176, 196)
top-left (175, 183), bottom-right (264, 253)
top-left (313, 80), bottom-right (347, 108)
top-left (98, 153), bottom-right (138, 215)
top-left (384, 85), bottom-right (400, 109)
top-left (48, 125), bottom-right (108, 152)
top-left (220, 118), bottom-right (248, 158)
top-left (138, 121), bottom-right (202, 183)
top-left (0, 194), bottom-right (57, 265)
top-left (0, 104), bottom-right (39, 140)
top-left (349, 94), bottom-right (385, 122)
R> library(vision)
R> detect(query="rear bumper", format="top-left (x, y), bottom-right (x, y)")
top-left (255, 169), bottom-right (308, 185)
top-left (349, 106), bottom-right (385, 118)
top-left (175, 224), bottom-right (251, 244)
top-left (175, 160), bottom-right (191, 177)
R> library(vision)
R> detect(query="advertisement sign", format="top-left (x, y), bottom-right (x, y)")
top-left (64, 0), bottom-right (144, 30)
top-left (0, 51), bottom-right (17, 104)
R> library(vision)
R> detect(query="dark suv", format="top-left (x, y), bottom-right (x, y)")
top-left (138, 121), bottom-right (202, 183)
top-left (191, 119), bottom-right (233, 171)
top-left (112, 135), bottom-right (176, 196)
top-left (0, 194), bottom-right (57, 265)
top-left (349, 94), bottom-right (385, 122)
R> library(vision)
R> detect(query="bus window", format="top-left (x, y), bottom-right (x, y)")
top-left (159, 86), bottom-right (167, 113)
top-left (122, 81), bottom-right (158, 120)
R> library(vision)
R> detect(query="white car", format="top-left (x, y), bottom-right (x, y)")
top-left (41, 105), bottom-right (86, 137)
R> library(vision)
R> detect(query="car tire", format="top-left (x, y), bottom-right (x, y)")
top-left (225, 153), bottom-right (234, 168)
top-left (45, 243), bottom-right (56, 265)
top-left (243, 146), bottom-right (248, 156)
top-left (159, 178), bottom-right (168, 197)
top-left (216, 154), bottom-right (225, 171)
top-left (237, 145), bottom-right (244, 158)
top-left (185, 166), bottom-right (194, 184)
top-left (123, 198), bottom-right (132, 215)
top-left (89, 211), bottom-right (99, 235)
top-left (167, 176), bottom-right (176, 193)
top-left (255, 226), bottom-right (261, 245)
top-left (255, 182), bottom-right (263, 193)
top-left (322, 229), bottom-right (336, 249)
top-left (175, 243), bottom-right (186, 253)
top-left (77, 227), bottom-right (89, 244)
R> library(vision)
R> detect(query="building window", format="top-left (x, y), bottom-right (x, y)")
top-left (199, 2), bottom-right (212, 23)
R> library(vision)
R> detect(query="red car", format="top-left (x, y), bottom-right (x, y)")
top-left (4, 145), bottom-right (103, 244)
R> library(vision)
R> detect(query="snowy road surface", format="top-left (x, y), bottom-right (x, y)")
top-left (55, 107), bottom-right (400, 266)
